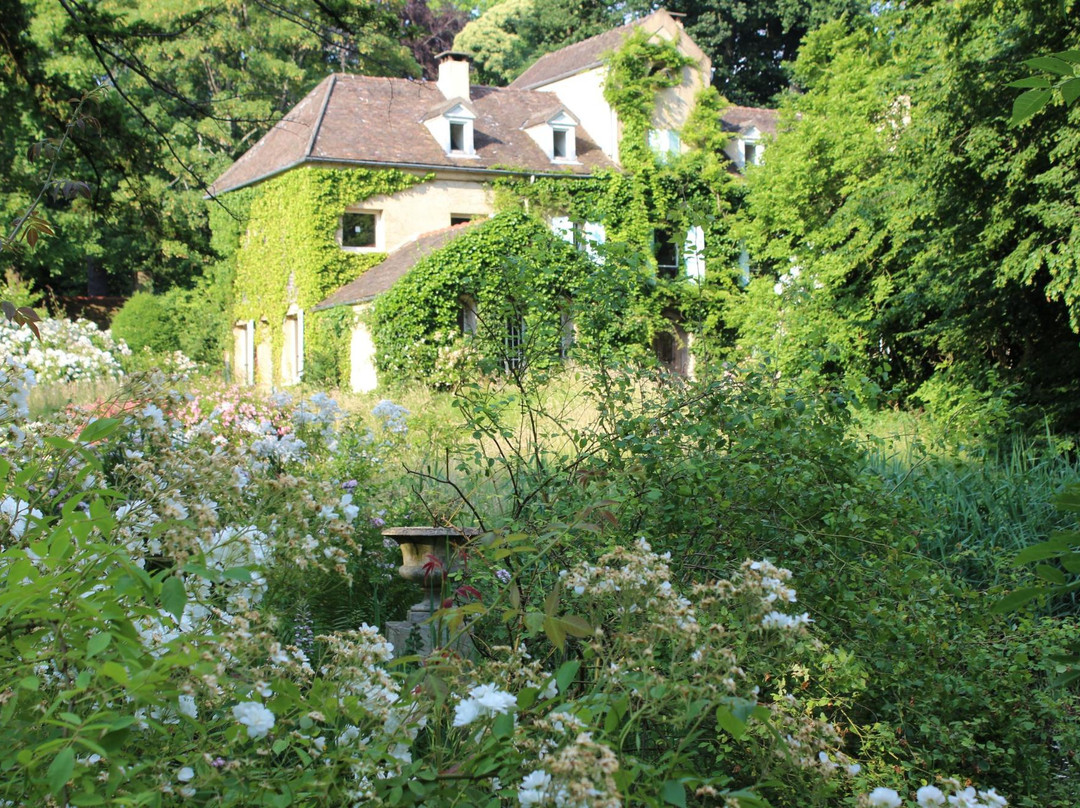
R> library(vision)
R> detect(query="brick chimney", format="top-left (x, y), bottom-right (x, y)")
top-left (436, 51), bottom-right (471, 102)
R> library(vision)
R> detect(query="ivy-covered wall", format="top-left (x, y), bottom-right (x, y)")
top-left (481, 33), bottom-right (746, 374)
top-left (371, 211), bottom-right (611, 385)
top-left (219, 166), bottom-right (423, 385)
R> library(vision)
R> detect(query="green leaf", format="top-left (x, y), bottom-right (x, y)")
top-left (557, 615), bottom-right (593, 638)
top-left (100, 661), bottom-right (129, 685)
top-left (19, 675), bottom-right (40, 691)
top-left (492, 711), bottom-right (515, 739)
top-left (1055, 49), bottom-right (1080, 65)
top-left (86, 632), bottom-right (112, 658)
top-left (1060, 77), bottom-right (1080, 107)
top-left (78, 418), bottom-right (121, 444)
top-left (544, 584), bottom-right (560, 617)
top-left (1013, 538), bottom-right (1068, 565)
top-left (555, 660), bottom-right (580, 694)
top-left (47, 747), bottom-right (75, 795)
top-left (716, 704), bottom-right (747, 739)
top-left (1007, 76), bottom-right (1052, 89)
top-left (517, 686), bottom-right (539, 711)
top-left (70, 793), bottom-right (105, 806)
top-left (991, 586), bottom-right (1043, 614)
top-left (543, 615), bottom-right (567, 651)
top-left (1053, 487), bottom-right (1080, 512)
top-left (160, 576), bottom-right (186, 623)
top-left (1034, 564), bottom-right (1066, 585)
top-left (661, 780), bottom-right (687, 807)
top-left (1011, 88), bottom-right (1052, 125)
top-left (1023, 56), bottom-right (1076, 76)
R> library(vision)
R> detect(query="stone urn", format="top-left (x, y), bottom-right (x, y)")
top-left (381, 526), bottom-right (480, 657)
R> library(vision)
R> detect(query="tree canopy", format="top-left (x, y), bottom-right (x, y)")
top-left (733, 0), bottom-right (1080, 427)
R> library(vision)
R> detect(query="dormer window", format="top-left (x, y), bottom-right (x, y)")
top-left (743, 140), bottom-right (759, 166)
top-left (522, 107), bottom-right (579, 163)
top-left (423, 100), bottom-right (478, 157)
top-left (553, 129), bottom-right (568, 159)
top-left (450, 122), bottom-right (466, 153)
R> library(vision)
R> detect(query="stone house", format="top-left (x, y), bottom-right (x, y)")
top-left (210, 9), bottom-right (775, 390)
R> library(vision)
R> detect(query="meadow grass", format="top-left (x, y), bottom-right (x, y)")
top-left (27, 377), bottom-right (123, 418)
top-left (855, 408), bottom-right (1080, 587)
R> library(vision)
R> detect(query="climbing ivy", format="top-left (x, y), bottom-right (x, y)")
top-left (371, 211), bottom-right (631, 384)
top-left (486, 31), bottom-right (747, 374)
top-left (222, 166), bottom-right (423, 384)
top-left (602, 29), bottom-right (695, 172)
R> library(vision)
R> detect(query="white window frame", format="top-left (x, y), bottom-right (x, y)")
top-left (446, 113), bottom-right (476, 157)
top-left (551, 125), bottom-right (577, 162)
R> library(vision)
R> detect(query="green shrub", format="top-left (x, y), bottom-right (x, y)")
top-left (109, 290), bottom-right (181, 354)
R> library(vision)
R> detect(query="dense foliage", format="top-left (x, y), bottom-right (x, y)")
top-left (1, 347), bottom-right (1065, 806)
top-left (732, 1), bottom-right (1080, 429)
top-left (0, 0), bottom-right (427, 298)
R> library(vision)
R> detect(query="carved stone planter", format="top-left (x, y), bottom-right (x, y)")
top-left (382, 526), bottom-right (479, 657)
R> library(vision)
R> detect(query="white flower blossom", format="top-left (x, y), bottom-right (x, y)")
top-left (867, 788), bottom-right (902, 808)
top-left (232, 701), bottom-right (275, 738)
top-left (517, 770), bottom-right (551, 806)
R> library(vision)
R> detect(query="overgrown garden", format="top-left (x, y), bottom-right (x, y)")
top-left (3, 0), bottom-right (1080, 805)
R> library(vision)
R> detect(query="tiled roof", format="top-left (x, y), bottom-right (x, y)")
top-left (720, 105), bottom-right (778, 138)
top-left (313, 222), bottom-right (478, 310)
top-left (508, 19), bottom-right (640, 90)
top-left (209, 75), bottom-right (616, 196)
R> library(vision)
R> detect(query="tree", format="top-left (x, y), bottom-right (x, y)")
top-left (454, 0), bottom-right (614, 85)
top-left (0, 0), bottom-right (420, 297)
top-left (627, 0), bottom-right (872, 106)
top-left (734, 1), bottom-right (1080, 427)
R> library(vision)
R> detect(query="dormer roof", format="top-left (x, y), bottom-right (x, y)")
top-left (422, 98), bottom-right (477, 122)
top-left (521, 104), bottom-right (580, 130)
top-left (720, 106), bottom-right (778, 138)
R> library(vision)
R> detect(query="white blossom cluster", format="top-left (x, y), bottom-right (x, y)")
top-left (453, 683), bottom-right (517, 727)
top-left (0, 495), bottom-right (43, 541)
top-left (0, 355), bottom-right (35, 423)
top-left (232, 701), bottom-right (276, 738)
top-left (866, 782), bottom-right (1007, 808)
top-left (0, 318), bottom-right (129, 385)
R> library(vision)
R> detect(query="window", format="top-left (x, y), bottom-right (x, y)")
top-left (450, 122), bottom-right (466, 153)
top-left (341, 212), bottom-right (377, 249)
top-left (450, 214), bottom-right (482, 226)
top-left (648, 129), bottom-right (681, 162)
top-left (654, 229), bottom-right (680, 278)
top-left (552, 129), bottom-right (568, 159)
top-left (743, 141), bottom-right (759, 167)
top-left (458, 296), bottom-right (478, 335)
top-left (504, 317), bottom-right (526, 372)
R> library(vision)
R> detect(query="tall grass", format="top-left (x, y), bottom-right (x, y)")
top-left (27, 378), bottom-right (123, 418)
top-left (858, 411), bottom-right (1080, 587)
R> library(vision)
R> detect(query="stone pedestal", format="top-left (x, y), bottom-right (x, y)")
top-left (382, 526), bottom-right (479, 658)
